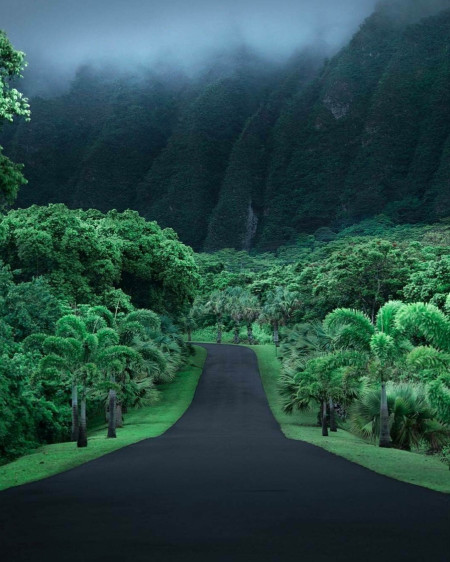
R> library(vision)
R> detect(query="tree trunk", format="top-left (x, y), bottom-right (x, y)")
top-left (217, 324), bottom-right (222, 344)
top-left (107, 378), bottom-right (117, 438)
top-left (116, 403), bottom-right (123, 428)
top-left (322, 400), bottom-right (328, 436)
top-left (379, 382), bottom-right (391, 448)
top-left (329, 398), bottom-right (337, 432)
top-left (247, 324), bottom-right (254, 345)
top-left (71, 383), bottom-right (79, 442)
top-left (187, 327), bottom-right (192, 342)
top-left (77, 390), bottom-right (88, 448)
top-left (273, 321), bottom-right (279, 347)
top-left (233, 326), bottom-right (240, 344)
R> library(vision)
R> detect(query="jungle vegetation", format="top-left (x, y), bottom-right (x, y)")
top-left (1, 1), bottom-right (450, 474)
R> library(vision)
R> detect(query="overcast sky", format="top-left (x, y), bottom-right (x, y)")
top-left (1, 0), bottom-right (379, 93)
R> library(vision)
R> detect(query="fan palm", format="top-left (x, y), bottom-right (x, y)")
top-left (240, 293), bottom-right (260, 344)
top-left (224, 287), bottom-right (248, 344)
top-left (280, 351), bottom-right (362, 436)
top-left (349, 383), bottom-right (449, 450)
top-left (280, 322), bottom-right (334, 372)
top-left (179, 310), bottom-right (197, 342)
top-left (260, 287), bottom-right (301, 347)
top-left (204, 290), bottom-right (228, 344)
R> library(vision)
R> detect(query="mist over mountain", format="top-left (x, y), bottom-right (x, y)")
top-left (2, 0), bottom-right (450, 251)
top-left (2, 0), bottom-right (379, 96)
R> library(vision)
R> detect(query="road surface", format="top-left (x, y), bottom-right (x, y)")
top-left (0, 344), bottom-right (449, 561)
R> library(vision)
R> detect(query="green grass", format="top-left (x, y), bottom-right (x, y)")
top-left (251, 344), bottom-right (450, 494)
top-left (0, 346), bottom-right (207, 491)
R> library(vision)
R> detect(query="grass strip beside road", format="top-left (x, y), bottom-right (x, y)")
top-left (252, 344), bottom-right (450, 494)
top-left (0, 346), bottom-right (207, 491)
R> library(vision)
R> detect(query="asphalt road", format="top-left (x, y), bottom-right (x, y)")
top-left (0, 344), bottom-right (449, 561)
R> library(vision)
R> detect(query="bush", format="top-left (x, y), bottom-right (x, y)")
top-left (349, 383), bottom-right (450, 451)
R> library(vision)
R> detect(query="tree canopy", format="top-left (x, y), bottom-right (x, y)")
top-left (0, 205), bottom-right (199, 314)
top-left (0, 30), bottom-right (30, 208)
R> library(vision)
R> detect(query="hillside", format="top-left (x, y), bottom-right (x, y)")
top-left (2, 0), bottom-right (450, 250)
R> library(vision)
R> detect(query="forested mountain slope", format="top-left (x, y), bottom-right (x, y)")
top-left (2, 0), bottom-right (450, 250)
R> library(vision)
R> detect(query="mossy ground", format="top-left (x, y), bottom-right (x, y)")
top-left (252, 344), bottom-right (450, 494)
top-left (0, 346), bottom-right (206, 491)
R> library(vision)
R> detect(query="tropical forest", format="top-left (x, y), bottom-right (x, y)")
top-left (0, 1), bottom-right (449, 561)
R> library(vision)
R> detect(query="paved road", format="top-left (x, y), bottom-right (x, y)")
top-left (0, 344), bottom-right (449, 561)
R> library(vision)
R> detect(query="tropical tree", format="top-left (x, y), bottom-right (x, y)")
top-left (41, 316), bottom-right (97, 447)
top-left (349, 383), bottom-right (449, 450)
top-left (301, 239), bottom-right (422, 323)
top-left (260, 287), bottom-right (301, 347)
top-left (204, 290), bottom-right (228, 344)
top-left (240, 292), bottom-right (260, 344)
top-left (40, 314), bottom-right (141, 446)
top-left (324, 301), bottom-right (412, 447)
top-left (281, 351), bottom-right (362, 436)
top-left (179, 309), bottom-right (197, 342)
top-left (117, 308), bottom-right (161, 346)
top-left (280, 322), bottom-right (334, 372)
top-left (0, 30), bottom-right (30, 208)
top-left (224, 287), bottom-right (247, 344)
top-left (0, 206), bottom-right (199, 313)
top-left (396, 301), bottom-right (450, 424)
top-left (98, 344), bottom-right (143, 436)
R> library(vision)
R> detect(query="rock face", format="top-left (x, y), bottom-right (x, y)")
top-left (243, 203), bottom-right (258, 251)
top-left (3, 1), bottom-right (450, 251)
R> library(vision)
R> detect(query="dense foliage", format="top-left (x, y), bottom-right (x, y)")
top-left (2, 3), bottom-right (450, 473)
top-left (0, 30), bottom-right (30, 208)
top-left (0, 246), bottom-right (192, 460)
top-left (0, 204), bottom-right (199, 313)
top-left (191, 223), bottom-right (450, 457)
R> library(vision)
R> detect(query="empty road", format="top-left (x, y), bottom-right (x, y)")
top-left (0, 344), bottom-right (449, 561)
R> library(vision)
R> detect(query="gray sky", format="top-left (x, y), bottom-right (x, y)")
top-left (1, 0), bottom-right (379, 93)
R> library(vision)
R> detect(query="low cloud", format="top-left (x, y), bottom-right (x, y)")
top-left (2, 0), bottom-right (380, 95)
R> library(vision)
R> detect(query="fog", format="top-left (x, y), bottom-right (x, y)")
top-left (0, 0), bottom-right (383, 95)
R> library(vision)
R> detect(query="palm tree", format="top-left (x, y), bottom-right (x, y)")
top-left (324, 301), bottom-right (412, 447)
top-left (260, 287), bottom-right (301, 347)
top-left (41, 316), bottom-right (89, 443)
top-left (41, 315), bottom-right (140, 446)
top-left (224, 287), bottom-right (248, 344)
top-left (280, 322), bottom-right (334, 372)
top-left (204, 290), bottom-right (227, 344)
top-left (281, 351), bottom-right (362, 436)
top-left (179, 309), bottom-right (197, 342)
top-left (240, 293), bottom-right (260, 344)
top-left (350, 383), bottom-right (449, 450)
top-left (117, 309), bottom-right (161, 346)
top-left (98, 344), bottom-right (144, 435)
top-left (41, 316), bottom-right (100, 447)
top-left (394, 302), bottom-right (450, 426)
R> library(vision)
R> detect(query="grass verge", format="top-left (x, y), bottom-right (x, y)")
top-left (0, 346), bottom-right (207, 491)
top-left (251, 344), bottom-right (450, 494)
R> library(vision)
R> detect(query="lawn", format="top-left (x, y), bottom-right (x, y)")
top-left (251, 344), bottom-right (450, 494)
top-left (0, 346), bottom-right (207, 491)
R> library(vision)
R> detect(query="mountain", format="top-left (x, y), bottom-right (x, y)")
top-left (2, 0), bottom-right (450, 251)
